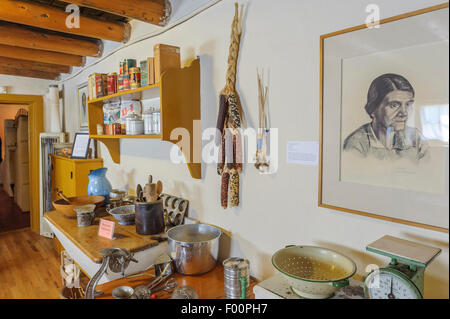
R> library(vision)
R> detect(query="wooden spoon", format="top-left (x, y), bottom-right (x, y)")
top-left (156, 181), bottom-right (163, 198)
top-left (57, 191), bottom-right (71, 204)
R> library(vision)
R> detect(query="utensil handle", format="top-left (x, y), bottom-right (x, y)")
top-left (239, 277), bottom-right (247, 299)
top-left (331, 279), bottom-right (349, 288)
top-left (57, 190), bottom-right (71, 203)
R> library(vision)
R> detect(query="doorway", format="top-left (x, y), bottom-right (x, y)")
top-left (0, 103), bottom-right (30, 232)
top-left (0, 95), bottom-right (43, 234)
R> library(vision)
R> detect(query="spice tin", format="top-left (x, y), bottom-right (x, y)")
top-left (123, 59), bottom-right (136, 74)
top-left (130, 67), bottom-right (141, 89)
top-left (112, 123), bottom-right (122, 135)
top-left (105, 124), bottom-right (113, 135)
top-left (107, 73), bottom-right (118, 95)
top-left (123, 74), bottom-right (130, 91)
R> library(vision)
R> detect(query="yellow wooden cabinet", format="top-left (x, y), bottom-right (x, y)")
top-left (50, 154), bottom-right (103, 199)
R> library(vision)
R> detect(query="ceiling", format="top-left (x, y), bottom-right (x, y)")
top-left (0, 0), bottom-right (170, 80)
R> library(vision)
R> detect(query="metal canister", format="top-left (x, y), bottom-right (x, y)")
top-left (223, 258), bottom-right (250, 299)
top-left (124, 114), bottom-right (144, 135)
top-left (130, 67), bottom-right (141, 89)
top-left (107, 72), bottom-right (118, 95)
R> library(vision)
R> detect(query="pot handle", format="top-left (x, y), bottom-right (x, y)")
top-left (331, 279), bottom-right (349, 288)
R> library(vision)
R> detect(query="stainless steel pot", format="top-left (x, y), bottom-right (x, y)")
top-left (167, 224), bottom-right (221, 275)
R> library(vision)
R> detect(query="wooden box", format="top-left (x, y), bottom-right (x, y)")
top-left (153, 44), bottom-right (180, 83)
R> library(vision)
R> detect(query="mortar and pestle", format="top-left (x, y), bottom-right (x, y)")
top-left (135, 176), bottom-right (164, 235)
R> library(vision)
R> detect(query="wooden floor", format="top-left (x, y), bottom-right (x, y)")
top-left (0, 188), bottom-right (30, 233)
top-left (0, 229), bottom-right (62, 299)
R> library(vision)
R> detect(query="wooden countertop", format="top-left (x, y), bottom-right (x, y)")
top-left (96, 264), bottom-right (257, 299)
top-left (44, 210), bottom-right (159, 264)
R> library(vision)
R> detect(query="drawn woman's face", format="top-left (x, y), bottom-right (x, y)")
top-left (371, 90), bottom-right (414, 131)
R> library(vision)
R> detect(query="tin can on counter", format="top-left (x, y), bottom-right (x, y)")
top-left (107, 73), bottom-right (118, 95)
top-left (223, 258), bottom-right (250, 299)
top-left (130, 67), bottom-right (141, 89)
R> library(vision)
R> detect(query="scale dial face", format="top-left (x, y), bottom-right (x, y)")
top-left (365, 268), bottom-right (422, 299)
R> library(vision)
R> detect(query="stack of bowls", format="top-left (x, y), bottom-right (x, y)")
top-left (223, 258), bottom-right (250, 299)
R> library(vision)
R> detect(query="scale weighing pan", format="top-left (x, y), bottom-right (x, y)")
top-left (367, 235), bottom-right (441, 267)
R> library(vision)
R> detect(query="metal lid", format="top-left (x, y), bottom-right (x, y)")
top-left (223, 257), bottom-right (250, 270)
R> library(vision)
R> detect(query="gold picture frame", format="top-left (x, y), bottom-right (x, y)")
top-left (319, 3), bottom-right (449, 233)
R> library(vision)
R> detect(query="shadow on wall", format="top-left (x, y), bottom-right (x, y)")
top-left (401, 232), bottom-right (449, 299)
top-left (218, 231), bottom-right (276, 280)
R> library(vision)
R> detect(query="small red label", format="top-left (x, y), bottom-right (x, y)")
top-left (98, 218), bottom-right (115, 239)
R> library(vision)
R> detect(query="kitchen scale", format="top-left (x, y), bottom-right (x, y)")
top-left (364, 235), bottom-right (441, 299)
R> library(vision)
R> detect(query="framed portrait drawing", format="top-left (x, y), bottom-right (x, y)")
top-left (319, 3), bottom-right (449, 232)
top-left (77, 82), bottom-right (89, 130)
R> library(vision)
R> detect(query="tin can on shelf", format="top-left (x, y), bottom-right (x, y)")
top-left (123, 74), bottom-right (130, 91)
top-left (120, 61), bottom-right (125, 75)
top-left (96, 124), bottom-right (104, 135)
top-left (130, 67), bottom-right (141, 89)
top-left (107, 73), bottom-right (118, 95)
top-left (105, 124), bottom-right (113, 135)
top-left (123, 59), bottom-right (136, 74)
top-left (112, 123), bottom-right (122, 135)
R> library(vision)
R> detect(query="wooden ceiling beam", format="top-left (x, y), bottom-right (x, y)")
top-left (0, 0), bottom-right (131, 42)
top-left (0, 56), bottom-right (71, 74)
top-left (0, 65), bottom-right (60, 80)
top-left (0, 44), bottom-right (84, 66)
top-left (0, 22), bottom-right (103, 57)
top-left (62, 0), bottom-right (171, 25)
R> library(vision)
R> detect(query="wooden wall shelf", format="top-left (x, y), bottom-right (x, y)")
top-left (88, 58), bottom-right (201, 179)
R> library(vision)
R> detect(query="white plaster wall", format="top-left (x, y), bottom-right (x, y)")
top-left (0, 75), bottom-right (58, 132)
top-left (59, 0), bottom-right (449, 298)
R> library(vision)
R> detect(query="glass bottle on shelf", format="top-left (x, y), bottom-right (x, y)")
top-left (152, 107), bottom-right (161, 135)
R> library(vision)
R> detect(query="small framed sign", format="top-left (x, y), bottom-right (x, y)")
top-left (98, 218), bottom-right (115, 240)
top-left (71, 132), bottom-right (91, 159)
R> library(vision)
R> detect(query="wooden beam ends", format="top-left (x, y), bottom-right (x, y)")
top-left (0, 22), bottom-right (103, 57)
top-left (0, 56), bottom-right (71, 74)
top-left (63, 0), bottom-right (171, 26)
top-left (0, 0), bottom-right (131, 42)
top-left (0, 65), bottom-right (60, 80)
top-left (0, 44), bottom-right (85, 67)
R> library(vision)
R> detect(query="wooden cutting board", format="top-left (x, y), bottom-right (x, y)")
top-left (45, 210), bottom-right (159, 264)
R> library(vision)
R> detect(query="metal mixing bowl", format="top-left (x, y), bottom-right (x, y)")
top-left (108, 205), bottom-right (135, 225)
top-left (272, 245), bottom-right (357, 299)
top-left (167, 224), bottom-right (222, 275)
